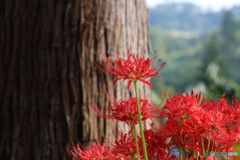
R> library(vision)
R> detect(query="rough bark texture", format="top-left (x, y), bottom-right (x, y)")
top-left (0, 0), bottom-right (151, 159)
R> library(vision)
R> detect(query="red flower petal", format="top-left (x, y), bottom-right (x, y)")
top-left (139, 79), bottom-right (152, 88)
top-left (127, 80), bottom-right (132, 90)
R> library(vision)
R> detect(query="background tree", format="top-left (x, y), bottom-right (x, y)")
top-left (0, 0), bottom-right (151, 159)
top-left (195, 10), bottom-right (240, 100)
top-left (220, 10), bottom-right (238, 43)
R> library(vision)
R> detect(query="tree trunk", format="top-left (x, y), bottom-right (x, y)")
top-left (0, 0), bottom-right (151, 159)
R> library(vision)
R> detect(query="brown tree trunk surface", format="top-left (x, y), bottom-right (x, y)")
top-left (0, 0), bottom-right (151, 159)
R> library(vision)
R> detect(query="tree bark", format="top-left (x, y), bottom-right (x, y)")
top-left (0, 0), bottom-right (151, 159)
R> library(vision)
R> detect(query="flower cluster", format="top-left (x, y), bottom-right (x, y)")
top-left (157, 91), bottom-right (240, 159)
top-left (68, 49), bottom-right (240, 160)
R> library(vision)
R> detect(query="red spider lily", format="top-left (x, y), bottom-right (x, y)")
top-left (155, 118), bottom-right (200, 151)
top-left (200, 97), bottom-right (240, 137)
top-left (158, 91), bottom-right (211, 133)
top-left (230, 98), bottom-right (240, 124)
top-left (111, 133), bottom-right (140, 159)
top-left (67, 142), bottom-right (115, 160)
top-left (201, 97), bottom-right (240, 127)
top-left (94, 50), bottom-right (166, 89)
top-left (211, 127), bottom-right (240, 152)
top-left (88, 95), bottom-right (159, 125)
top-left (159, 94), bottom-right (200, 120)
top-left (138, 129), bottom-right (174, 160)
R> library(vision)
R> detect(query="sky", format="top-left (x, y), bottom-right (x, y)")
top-left (146, 0), bottom-right (240, 11)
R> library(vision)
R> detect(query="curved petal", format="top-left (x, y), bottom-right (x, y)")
top-left (127, 80), bottom-right (132, 90)
top-left (139, 79), bottom-right (152, 88)
top-left (113, 78), bottom-right (122, 86)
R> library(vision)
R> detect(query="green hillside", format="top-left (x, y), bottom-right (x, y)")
top-left (149, 4), bottom-right (240, 99)
top-left (149, 3), bottom-right (240, 31)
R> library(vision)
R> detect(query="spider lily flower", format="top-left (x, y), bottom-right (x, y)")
top-left (88, 96), bottom-right (159, 125)
top-left (211, 127), bottom-right (240, 152)
top-left (159, 94), bottom-right (199, 120)
top-left (67, 142), bottom-right (115, 160)
top-left (138, 129), bottom-right (173, 160)
top-left (88, 88), bottom-right (160, 125)
top-left (94, 50), bottom-right (166, 89)
top-left (111, 133), bottom-right (139, 159)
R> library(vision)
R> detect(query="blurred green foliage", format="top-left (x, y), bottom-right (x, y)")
top-left (149, 3), bottom-right (240, 101)
top-left (149, 2), bottom-right (240, 31)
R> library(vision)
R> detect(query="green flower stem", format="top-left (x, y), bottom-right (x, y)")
top-left (133, 124), bottom-right (140, 160)
top-left (131, 154), bottom-right (136, 160)
top-left (186, 152), bottom-right (189, 160)
top-left (130, 123), bottom-right (136, 160)
top-left (197, 152), bottom-right (200, 160)
top-left (130, 122), bottom-right (140, 160)
top-left (178, 144), bottom-right (182, 160)
top-left (134, 81), bottom-right (148, 160)
top-left (201, 140), bottom-right (206, 155)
